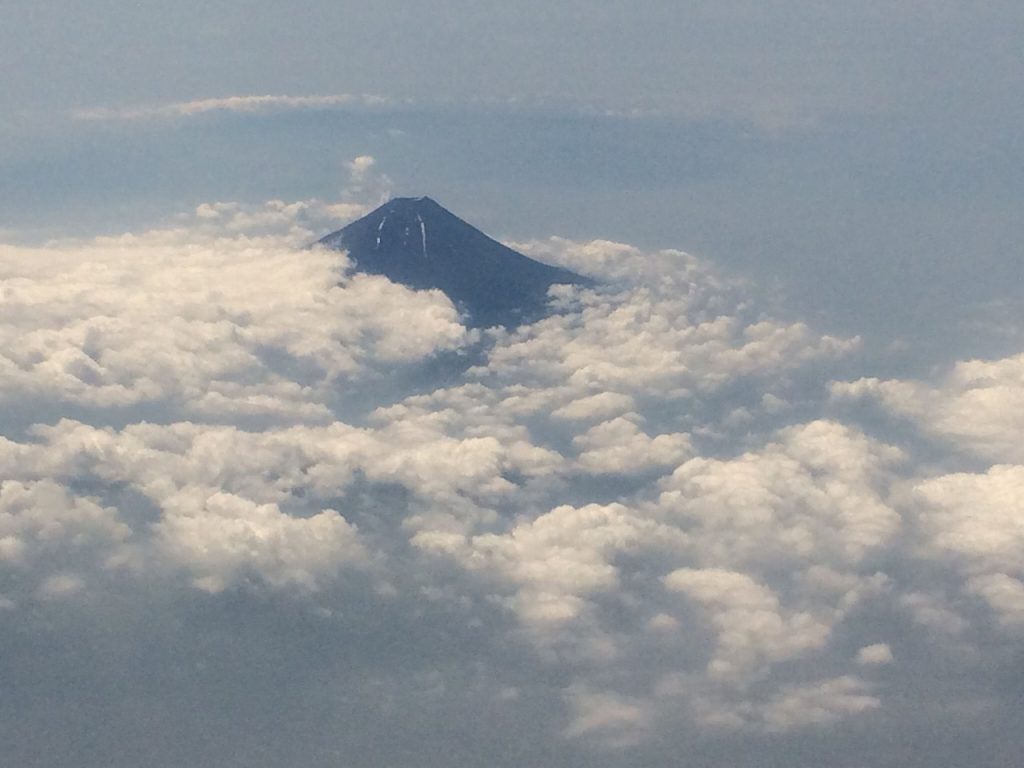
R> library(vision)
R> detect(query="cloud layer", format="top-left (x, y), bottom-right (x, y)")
top-left (2, 201), bottom-right (1023, 765)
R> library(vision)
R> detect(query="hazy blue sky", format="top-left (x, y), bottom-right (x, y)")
top-left (4, 0), bottom-right (1023, 360)
top-left (3, 3), bottom-right (1024, 766)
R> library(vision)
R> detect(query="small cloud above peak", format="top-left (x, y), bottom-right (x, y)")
top-left (346, 155), bottom-right (377, 180)
top-left (342, 155), bottom-right (392, 207)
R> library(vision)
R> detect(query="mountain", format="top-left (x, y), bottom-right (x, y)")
top-left (316, 197), bottom-right (591, 327)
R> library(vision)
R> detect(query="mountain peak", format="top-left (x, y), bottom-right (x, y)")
top-left (386, 195), bottom-right (439, 206)
top-left (373, 195), bottom-right (443, 215)
top-left (316, 197), bottom-right (590, 327)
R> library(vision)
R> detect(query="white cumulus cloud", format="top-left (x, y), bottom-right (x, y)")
top-left (1, 197), bottom-right (1021, 758)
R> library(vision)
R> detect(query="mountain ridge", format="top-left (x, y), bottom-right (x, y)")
top-left (316, 197), bottom-right (590, 327)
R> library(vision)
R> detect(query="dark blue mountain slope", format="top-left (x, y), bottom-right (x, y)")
top-left (316, 197), bottom-right (591, 327)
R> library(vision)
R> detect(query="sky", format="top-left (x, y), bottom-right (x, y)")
top-left (2, 2), bottom-right (1024, 766)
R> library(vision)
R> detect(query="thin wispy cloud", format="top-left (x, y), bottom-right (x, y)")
top-left (73, 93), bottom-right (408, 122)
